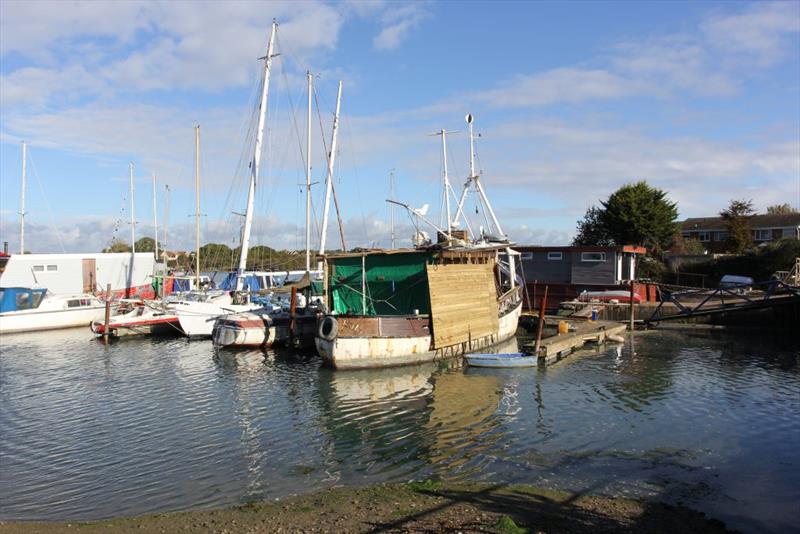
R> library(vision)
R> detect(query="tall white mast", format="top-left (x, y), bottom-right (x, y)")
top-left (130, 162), bottom-right (136, 254)
top-left (389, 169), bottom-right (396, 249)
top-left (19, 141), bottom-right (26, 254)
top-left (305, 70), bottom-right (312, 273)
top-left (194, 125), bottom-right (201, 286)
top-left (163, 184), bottom-right (171, 256)
top-left (318, 80), bottom-right (342, 266)
top-left (152, 173), bottom-right (159, 262)
top-left (440, 129), bottom-right (452, 235)
top-left (237, 20), bottom-right (277, 289)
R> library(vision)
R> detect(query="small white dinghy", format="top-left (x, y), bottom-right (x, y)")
top-left (464, 352), bottom-right (537, 368)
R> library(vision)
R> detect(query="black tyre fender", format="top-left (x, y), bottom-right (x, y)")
top-left (318, 315), bottom-right (338, 341)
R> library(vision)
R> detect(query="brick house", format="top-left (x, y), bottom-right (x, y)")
top-left (680, 213), bottom-right (800, 253)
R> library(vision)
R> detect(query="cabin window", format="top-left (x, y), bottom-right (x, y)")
top-left (16, 292), bottom-right (32, 309)
top-left (31, 292), bottom-right (44, 308)
top-left (520, 252), bottom-right (533, 261)
top-left (581, 252), bottom-right (606, 262)
top-left (67, 299), bottom-right (82, 308)
top-left (697, 232), bottom-right (710, 242)
top-left (547, 252), bottom-right (563, 260)
top-left (33, 265), bottom-right (45, 272)
top-left (46, 265), bottom-right (58, 272)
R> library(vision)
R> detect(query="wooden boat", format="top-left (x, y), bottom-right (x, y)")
top-left (465, 352), bottom-right (537, 368)
top-left (315, 245), bottom-right (524, 369)
top-left (0, 287), bottom-right (105, 334)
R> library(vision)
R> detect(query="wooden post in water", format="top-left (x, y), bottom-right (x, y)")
top-left (534, 285), bottom-right (548, 354)
top-left (103, 283), bottom-right (112, 343)
top-left (289, 286), bottom-right (298, 340)
top-left (629, 279), bottom-right (635, 331)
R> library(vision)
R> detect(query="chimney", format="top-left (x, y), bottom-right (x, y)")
top-left (3, 242), bottom-right (7, 254)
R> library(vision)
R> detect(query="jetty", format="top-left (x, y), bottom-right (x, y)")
top-left (521, 315), bottom-right (628, 366)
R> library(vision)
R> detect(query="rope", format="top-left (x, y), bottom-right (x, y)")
top-left (27, 147), bottom-right (66, 252)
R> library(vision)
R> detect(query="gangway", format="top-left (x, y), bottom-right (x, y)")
top-left (645, 278), bottom-right (800, 325)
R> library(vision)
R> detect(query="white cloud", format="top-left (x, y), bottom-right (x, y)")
top-left (373, 3), bottom-right (430, 50)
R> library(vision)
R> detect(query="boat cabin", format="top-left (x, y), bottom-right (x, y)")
top-left (0, 287), bottom-right (47, 313)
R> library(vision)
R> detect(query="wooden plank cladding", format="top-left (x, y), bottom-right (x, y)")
top-left (426, 263), bottom-right (499, 349)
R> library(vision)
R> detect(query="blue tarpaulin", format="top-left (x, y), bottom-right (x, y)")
top-left (173, 278), bottom-right (191, 292)
top-left (218, 273), bottom-right (262, 291)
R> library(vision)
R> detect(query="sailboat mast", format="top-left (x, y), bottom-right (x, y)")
top-left (305, 70), bottom-right (312, 273)
top-left (194, 125), bottom-right (201, 286)
top-left (19, 141), bottom-right (26, 254)
top-left (130, 162), bottom-right (136, 254)
top-left (237, 19), bottom-right (277, 288)
top-left (441, 129), bottom-right (452, 235)
top-left (390, 169), bottom-right (395, 249)
top-left (318, 80), bottom-right (342, 266)
top-left (152, 173), bottom-right (159, 262)
top-left (453, 114), bottom-right (475, 232)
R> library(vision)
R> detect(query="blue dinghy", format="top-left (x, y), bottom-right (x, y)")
top-left (464, 352), bottom-right (537, 368)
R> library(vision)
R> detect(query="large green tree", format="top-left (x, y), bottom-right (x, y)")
top-left (135, 237), bottom-right (155, 252)
top-left (102, 239), bottom-right (131, 253)
top-left (572, 181), bottom-right (678, 253)
top-left (720, 199), bottom-right (755, 253)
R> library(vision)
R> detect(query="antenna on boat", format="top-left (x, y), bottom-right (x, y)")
top-left (237, 18), bottom-right (277, 290)
top-left (319, 80), bottom-right (343, 268)
top-left (19, 141), bottom-right (26, 254)
top-left (452, 113), bottom-right (505, 240)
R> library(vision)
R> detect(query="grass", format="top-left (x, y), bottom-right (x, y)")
top-left (406, 479), bottom-right (442, 492)
top-left (495, 514), bottom-right (530, 534)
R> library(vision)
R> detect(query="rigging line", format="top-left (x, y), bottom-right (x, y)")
top-left (26, 147), bottom-right (66, 252)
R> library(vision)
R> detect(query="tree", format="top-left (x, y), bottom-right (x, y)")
top-left (766, 203), bottom-right (798, 215)
top-left (572, 206), bottom-right (613, 246)
top-left (572, 181), bottom-right (678, 253)
top-left (102, 239), bottom-right (131, 253)
top-left (720, 199), bottom-right (755, 253)
top-left (199, 243), bottom-right (234, 270)
top-left (135, 237), bottom-right (155, 252)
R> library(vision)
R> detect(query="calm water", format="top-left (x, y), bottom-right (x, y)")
top-left (0, 328), bottom-right (797, 533)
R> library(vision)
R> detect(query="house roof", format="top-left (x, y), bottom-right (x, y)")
top-left (680, 213), bottom-right (800, 231)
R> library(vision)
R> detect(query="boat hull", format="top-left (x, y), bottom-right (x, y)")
top-left (465, 353), bottom-right (536, 368)
top-left (0, 306), bottom-right (105, 334)
top-left (316, 300), bottom-right (522, 370)
top-left (212, 311), bottom-right (318, 348)
top-left (174, 300), bottom-right (263, 338)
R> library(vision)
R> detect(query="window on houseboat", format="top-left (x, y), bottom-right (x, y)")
top-left (33, 265), bottom-right (45, 272)
top-left (520, 252), bottom-right (533, 261)
top-left (698, 232), bottom-right (710, 242)
top-left (581, 252), bottom-right (606, 262)
top-left (547, 252), bottom-right (563, 260)
top-left (47, 265), bottom-right (58, 272)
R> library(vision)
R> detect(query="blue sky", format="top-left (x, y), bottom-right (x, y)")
top-left (1, 0), bottom-right (798, 254)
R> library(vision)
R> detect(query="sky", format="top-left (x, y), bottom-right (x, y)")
top-left (1, 0), bottom-right (798, 254)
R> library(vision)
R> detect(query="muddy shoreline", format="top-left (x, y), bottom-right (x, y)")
top-left (0, 481), bottom-right (734, 533)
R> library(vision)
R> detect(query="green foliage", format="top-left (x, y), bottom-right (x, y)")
top-left (199, 243), bottom-right (235, 271)
top-left (102, 239), bottom-right (131, 253)
top-left (636, 255), bottom-right (669, 281)
top-left (134, 237), bottom-right (155, 252)
top-left (680, 239), bottom-right (800, 285)
top-left (406, 479), bottom-right (441, 492)
top-left (669, 234), bottom-right (706, 255)
top-left (766, 203), bottom-right (798, 215)
top-left (720, 199), bottom-right (755, 254)
top-left (572, 206), bottom-right (613, 246)
top-left (495, 515), bottom-right (529, 534)
top-left (598, 181), bottom-right (678, 253)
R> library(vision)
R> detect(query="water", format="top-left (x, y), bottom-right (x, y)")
top-left (0, 329), bottom-right (797, 533)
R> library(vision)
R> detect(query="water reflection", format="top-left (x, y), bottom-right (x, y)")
top-left (0, 329), bottom-right (797, 533)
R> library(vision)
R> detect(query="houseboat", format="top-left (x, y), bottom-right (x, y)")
top-left (314, 244), bottom-right (523, 369)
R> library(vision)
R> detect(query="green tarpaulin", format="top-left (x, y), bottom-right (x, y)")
top-left (329, 252), bottom-right (432, 315)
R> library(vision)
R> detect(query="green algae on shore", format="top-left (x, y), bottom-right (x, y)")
top-left (0, 482), bottom-right (734, 534)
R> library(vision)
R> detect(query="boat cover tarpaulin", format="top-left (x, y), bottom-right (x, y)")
top-left (218, 273), bottom-right (262, 291)
top-left (329, 252), bottom-right (432, 315)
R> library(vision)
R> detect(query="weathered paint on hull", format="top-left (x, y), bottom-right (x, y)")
top-left (317, 301), bottom-right (523, 370)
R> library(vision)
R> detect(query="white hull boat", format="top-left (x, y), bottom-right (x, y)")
top-left (0, 287), bottom-right (105, 334)
top-left (90, 299), bottom-right (179, 337)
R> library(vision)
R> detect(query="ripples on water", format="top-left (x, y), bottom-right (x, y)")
top-left (0, 328), bottom-right (797, 533)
